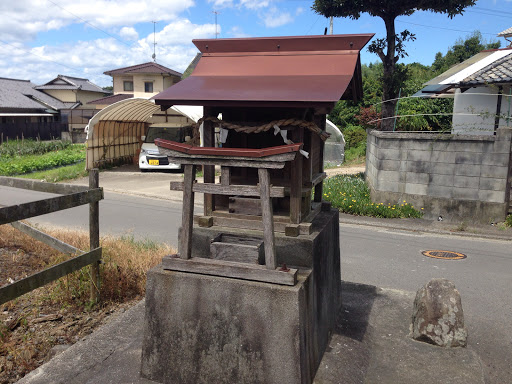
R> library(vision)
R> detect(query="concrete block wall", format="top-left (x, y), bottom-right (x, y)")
top-left (366, 128), bottom-right (512, 223)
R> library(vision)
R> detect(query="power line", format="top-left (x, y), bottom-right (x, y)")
top-left (395, 19), bottom-right (497, 36)
top-left (465, 9), bottom-right (512, 20)
top-left (305, 15), bottom-right (322, 35)
top-left (46, 0), bottom-right (182, 72)
top-left (45, 0), bottom-right (164, 65)
top-left (472, 6), bottom-right (512, 16)
top-left (0, 39), bottom-right (90, 75)
top-left (46, 0), bottom-right (133, 48)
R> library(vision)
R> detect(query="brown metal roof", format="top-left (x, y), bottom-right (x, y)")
top-left (153, 34), bottom-right (373, 109)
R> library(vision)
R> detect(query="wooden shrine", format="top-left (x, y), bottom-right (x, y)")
top-left (141, 34), bottom-right (374, 384)
top-left (151, 34), bottom-right (373, 282)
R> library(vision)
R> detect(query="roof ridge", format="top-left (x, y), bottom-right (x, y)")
top-left (0, 77), bottom-right (32, 82)
top-left (58, 75), bottom-right (78, 87)
top-left (104, 61), bottom-right (181, 76)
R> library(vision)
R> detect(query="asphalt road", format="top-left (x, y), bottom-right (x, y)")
top-left (1, 185), bottom-right (511, 382)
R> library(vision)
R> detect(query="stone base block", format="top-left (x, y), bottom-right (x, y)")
top-left (140, 209), bottom-right (341, 384)
top-left (142, 268), bottom-right (315, 384)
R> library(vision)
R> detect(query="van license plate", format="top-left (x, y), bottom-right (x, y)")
top-left (149, 159), bottom-right (159, 165)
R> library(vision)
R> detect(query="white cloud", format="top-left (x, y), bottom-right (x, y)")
top-left (228, 26), bottom-right (251, 38)
top-left (148, 19), bottom-right (217, 46)
top-left (262, 7), bottom-right (293, 28)
top-left (240, 0), bottom-right (270, 9)
top-left (0, 18), bottom-right (216, 87)
top-left (296, 7), bottom-right (304, 16)
top-left (208, 0), bottom-right (234, 8)
top-left (0, 0), bottom-right (195, 42)
top-left (207, 0), bottom-right (270, 10)
top-left (119, 27), bottom-right (139, 41)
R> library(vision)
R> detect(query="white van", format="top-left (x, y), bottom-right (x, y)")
top-left (138, 124), bottom-right (193, 172)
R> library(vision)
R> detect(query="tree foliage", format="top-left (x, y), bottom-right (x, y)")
top-left (432, 31), bottom-right (501, 74)
top-left (327, 30), bottom-right (501, 151)
top-left (312, 0), bottom-right (476, 130)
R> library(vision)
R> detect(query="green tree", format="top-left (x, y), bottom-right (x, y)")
top-left (312, 0), bottom-right (476, 130)
top-left (432, 31), bottom-right (501, 73)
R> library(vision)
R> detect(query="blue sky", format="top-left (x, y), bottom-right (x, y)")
top-left (0, 0), bottom-right (511, 89)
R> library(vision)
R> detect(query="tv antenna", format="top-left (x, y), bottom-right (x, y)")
top-left (212, 10), bottom-right (220, 38)
top-left (152, 21), bottom-right (157, 61)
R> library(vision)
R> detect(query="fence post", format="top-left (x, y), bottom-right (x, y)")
top-left (89, 168), bottom-right (100, 303)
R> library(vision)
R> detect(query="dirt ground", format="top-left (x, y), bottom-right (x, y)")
top-left (0, 225), bottom-right (155, 384)
top-left (0, 241), bottom-right (136, 383)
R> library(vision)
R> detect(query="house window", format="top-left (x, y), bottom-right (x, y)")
top-left (144, 82), bottom-right (153, 93)
top-left (123, 81), bottom-right (133, 91)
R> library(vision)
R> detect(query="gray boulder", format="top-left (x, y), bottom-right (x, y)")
top-left (411, 278), bottom-right (467, 347)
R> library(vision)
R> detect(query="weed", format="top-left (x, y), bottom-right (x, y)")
top-left (0, 225), bottom-right (173, 308)
top-left (506, 214), bottom-right (512, 228)
top-left (18, 161), bottom-right (88, 182)
top-left (455, 221), bottom-right (468, 232)
top-left (343, 143), bottom-right (367, 165)
top-left (323, 173), bottom-right (423, 219)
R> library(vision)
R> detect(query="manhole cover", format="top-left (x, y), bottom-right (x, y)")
top-left (422, 250), bottom-right (467, 260)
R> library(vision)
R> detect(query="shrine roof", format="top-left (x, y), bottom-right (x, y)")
top-left (153, 34), bottom-right (373, 109)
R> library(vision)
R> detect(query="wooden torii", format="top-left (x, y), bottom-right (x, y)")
top-left (156, 139), bottom-right (301, 286)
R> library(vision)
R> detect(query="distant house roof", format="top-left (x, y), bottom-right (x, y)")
top-left (461, 51), bottom-right (512, 85)
top-left (35, 75), bottom-right (108, 93)
top-left (415, 48), bottom-right (512, 97)
top-left (498, 27), bottom-right (512, 38)
top-left (0, 77), bottom-right (69, 111)
top-left (87, 93), bottom-right (134, 105)
top-left (181, 53), bottom-right (202, 79)
top-left (104, 62), bottom-right (182, 77)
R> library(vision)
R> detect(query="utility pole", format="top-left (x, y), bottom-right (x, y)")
top-left (212, 10), bottom-right (220, 39)
top-left (152, 21), bottom-right (157, 62)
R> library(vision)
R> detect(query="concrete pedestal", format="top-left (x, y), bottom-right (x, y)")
top-left (140, 209), bottom-right (341, 384)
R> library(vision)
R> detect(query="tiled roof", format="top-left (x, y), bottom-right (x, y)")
top-left (461, 51), bottom-right (512, 85)
top-left (35, 75), bottom-right (107, 93)
top-left (104, 62), bottom-right (182, 77)
top-left (0, 77), bottom-right (68, 110)
top-left (61, 102), bottom-right (82, 109)
top-left (87, 93), bottom-right (133, 105)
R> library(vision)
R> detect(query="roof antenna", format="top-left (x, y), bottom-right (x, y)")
top-left (152, 21), bottom-right (157, 62)
top-left (212, 10), bottom-right (220, 39)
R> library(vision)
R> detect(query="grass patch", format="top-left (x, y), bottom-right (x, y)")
top-left (0, 144), bottom-right (85, 176)
top-left (18, 161), bottom-right (88, 182)
top-left (506, 214), bottom-right (512, 227)
top-left (323, 173), bottom-right (423, 219)
top-left (0, 225), bottom-right (174, 382)
top-left (343, 143), bottom-right (367, 165)
top-left (0, 225), bottom-right (173, 306)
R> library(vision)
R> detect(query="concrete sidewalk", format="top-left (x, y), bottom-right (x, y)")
top-left (17, 281), bottom-right (484, 384)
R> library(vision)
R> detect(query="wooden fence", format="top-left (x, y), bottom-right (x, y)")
top-left (0, 169), bottom-right (103, 305)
